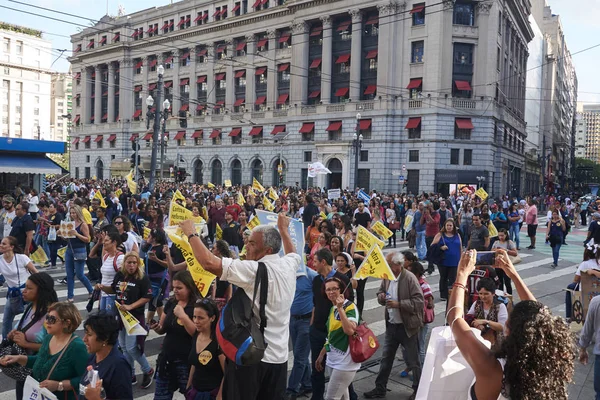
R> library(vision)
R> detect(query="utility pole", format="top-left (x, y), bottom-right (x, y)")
top-left (541, 134), bottom-right (546, 195)
top-left (353, 113), bottom-right (363, 190)
top-left (149, 65), bottom-right (164, 192)
top-left (134, 136), bottom-right (139, 183)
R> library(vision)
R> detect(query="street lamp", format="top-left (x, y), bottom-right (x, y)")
top-left (159, 99), bottom-right (171, 180)
top-left (476, 175), bottom-right (486, 189)
top-left (149, 64), bottom-right (165, 191)
top-left (353, 112), bottom-right (363, 190)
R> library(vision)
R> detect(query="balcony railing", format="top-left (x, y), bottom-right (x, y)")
top-left (408, 100), bottom-right (422, 108)
top-left (326, 104), bottom-right (345, 113)
top-left (452, 99), bottom-right (476, 109)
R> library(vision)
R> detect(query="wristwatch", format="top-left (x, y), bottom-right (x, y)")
top-left (188, 233), bottom-right (200, 240)
top-left (57, 381), bottom-right (64, 391)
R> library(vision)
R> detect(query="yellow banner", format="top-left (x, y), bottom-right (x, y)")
top-left (237, 193), bottom-right (245, 206)
top-left (116, 302), bottom-right (148, 336)
top-left (354, 244), bottom-right (396, 281)
top-left (169, 201), bottom-right (194, 226)
top-left (371, 221), bottom-right (393, 240)
top-left (126, 170), bottom-right (137, 194)
top-left (173, 189), bottom-right (186, 203)
top-left (167, 231), bottom-right (216, 297)
top-left (30, 247), bottom-right (48, 265)
top-left (57, 246), bottom-right (67, 260)
top-left (143, 227), bottom-right (151, 240)
top-left (319, 211), bottom-right (327, 220)
top-left (268, 187), bottom-right (279, 201)
top-left (253, 178), bottom-right (265, 193)
top-left (215, 223), bottom-right (223, 240)
top-left (283, 188), bottom-right (289, 197)
top-left (207, 182), bottom-right (215, 189)
top-left (355, 225), bottom-right (385, 252)
top-left (475, 187), bottom-right (488, 201)
top-left (93, 190), bottom-right (107, 208)
top-left (224, 180), bottom-right (232, 188)
top-left (115, 189), bottom-right (122, 197)
top-left (262, 196), bottom-right (274, 211)
top-left (247, 215), bottom-right (260, 230)
top-left (488, 221), bottom-right (498, 238)
top-left (404, 215), bottom-right (413, 230)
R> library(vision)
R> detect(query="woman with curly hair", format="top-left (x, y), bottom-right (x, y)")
top-left (446, 249), bottom-right (575, 399)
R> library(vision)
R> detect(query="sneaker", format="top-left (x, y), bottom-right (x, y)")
top-left (56, 278), bottom-right (67, 285)
top-left (131, 375), bottom-right (138, 385)
top-left (141, 368), bottom-right (154, 389)
top-left (550, 263), bottom-right (557, 269)
top-left (364, 387), bottom-right (387, 398)
top-left (400, 369), bottom-right (409, 378)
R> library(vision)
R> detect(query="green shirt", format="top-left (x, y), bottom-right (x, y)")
top-left (26, 334), bottom-right (89, 400)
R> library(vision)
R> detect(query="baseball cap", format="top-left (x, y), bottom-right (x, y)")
top-left (2, 195), bottom-right (15, 204)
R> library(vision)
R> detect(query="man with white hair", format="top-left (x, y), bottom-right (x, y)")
top-left (364, 252), bottom-right (424, 400)
top-left (180, 213), bottom-right (299, 400)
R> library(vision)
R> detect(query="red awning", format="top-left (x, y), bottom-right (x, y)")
top-left (112, 33), bottom-right (120, 41)
top-left (271, 125), bottom-right (286, 135)
top-left (235, 70), bottom-right (246, 78)
top-left (359, 119), bottom-right (372, 130)
top-left (335, 54), bottom-right (350, 64)
top-left (337, 20), bottom-right (351, 32)
top-left (164, 81), bottom-right (173, 88)
top-left (364, 85), bottom-right (377, 95)
top-left (99, 37), bottom-right (106, 45)
top-left (232, 4), bottom-right (240, 13)
top-left (365, 16), bottom-right (379, 25)
top-left (134, 86), bottom-right (142, 92)
top-left (197, 76), bottom-right (207, 83)
top-left (215, 73), bottom-right (225, 81)
top-left (146, 27), bottom-right (154, 34)
top-left (72, 138), bottom-right (80, 145)
top-left (180, 79), bottom-right (189, 86)
top-left (73, 115), bottom-right (80, 123)
top-left (278, 63), bottom-right (289, 72)
top-left (196, 104), bottom-right (205, 111)
top-left (107, 134), bottom-right (117, 142)
top-left (90, 115), bottom-right (95, 121)
top-left (455, 118), bottom-right (474, 130)
top-left (149, 59), bottom-right (158, 68)
top-left (255, 67), bottom-right (266, 76)
top-left (217, 45), bottom-right (226, 53)
top-left (164, 56), bottom-right (174, 63)
top-left (277, 94), bottom-right (289, 105)
top-left (135, 61), bottom-right (143, 69)
top-left (249, 126), bottom-right (263, 136)
top-left (335, 87), bottom-right (349, 97)
top-left (143, 132), bottom-right (153, 141)
top-left (148, 83), bottom-right (157, 90)
top-left (131, 31), bottom-right (139, 38)
top-left (186, 16), bottom-right (191, 23)
top-left (405, 117), bottom-right (422, 129)
top-left (87, 40), bottom-right (94, 48)
top-left (257, 38), bottom-right (268, 48)
top-left (198, 48), bottom-right (208, 56)
top-left (202, 13), bottom-right (208, 20)
top-left (310, 26), bottom-right (322, 37)
top-left (215, 101), bottom-right (225, 108)
top-left (455, 80), bottom-right (472, 91)
top-left (129, 134), bottom-right (138, 142)
top-left (236, 41), bottom-right (246, 51)
top-left (192, 130), bottom-right (203, 138)
top-left (252, 0), bottom-right (261, 7)
top-left (279, 34), bottom-right (290, 43)
top-left (82, 136), bottom-right (91, 143)
top-left (74, 45), bottom-right (81, 53)
top-left (234, 98), bottom-right (245, 106)
top-left (299, 122), bottom-right (314, 133)
top-left (213, 9), bottom-right (221, 18)
top-left (407, 78), bottom-right (423, 90)
top-left (209, 129), bottom-right (221, 139)
top-left (309, 59), bottom-right (322, 69)
top-left (177, 19), bottom-right (185, 27)
top-left (229, 128), bottom-right (242, 137)
top-left (366, 50), bottom-right (378, 59)
top-left (410, 5), bottom-right (425, 14)
top-left (255, 96), bottom-right (266, 105)
top-left (75, 94), bottom-right (81, 99)
top-left (180, 52), bottom-right (190, 60)
top-left (74, 73), bottom-right (81, 80)
top-left (194, 14), bottom-right (203, 22)
top-left (132, 109), bottom-right (142, 118)
top-left (180, 104), bottom-right (189, 112)
top-left (161, 22), bottom-right (169, 30)
top-left (326, 121), bottom-right (342, 131)
top-left (174, 131), bottom-right (186, 140)
top-left (101, 112), bottom-right (108, 119)
top-left (308, 90), bottom-right (321, 99)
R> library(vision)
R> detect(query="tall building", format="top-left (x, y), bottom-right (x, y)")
top-left (575, 115), bottom-right (587, 159)
top-left (579, 105), bottom-right (600, 164)
top-left (69, 0), bottom-right (533, 195)
top-left (0, 22), bottom-right (52, 139)
top-left (50, 73), bottom-right (73, 142)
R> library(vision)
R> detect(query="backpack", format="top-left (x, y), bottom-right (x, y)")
top-left (103, 252), bottom-right (123, 272)
top-left (217, 262), bottom-right (268, 366)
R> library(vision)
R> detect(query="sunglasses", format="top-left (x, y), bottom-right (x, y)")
top-left (114, 221), bottom-right (123, 225)
top-left (45, 315), bottom-right (63, 325)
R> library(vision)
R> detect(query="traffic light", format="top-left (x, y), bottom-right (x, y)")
top-left (176, 168), bottom-right (187, 183)
top-left (131, 141), bottom-right (140, 151)
top-left (178, 111), bottom-right (187, 128)
top-left (130, 153), bottom-right (141, 169)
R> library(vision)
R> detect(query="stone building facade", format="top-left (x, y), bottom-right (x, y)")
top-left (69, 0), bottom-right (533, 195)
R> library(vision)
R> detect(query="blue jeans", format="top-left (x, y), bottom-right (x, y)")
top-left (48, 241), bottom-right (61, 266)
top-left (154, 359), bottom-right (189, 400)
top-left (35, 234), bottom-right (50, 262)
top-left (416, 231), bottom-right (427, 260)
top-left (595, 354), bottom-right (600, 400)
top-left (287, 316), bottom-right (312, 395)
top-left (565, 282), bottom-right (578, 320)
top-left (2, 295), bottom-right (23, 339)
top-left (119, 328), bottom-right (152, 375)
top-left (552, 243), bottom-right (561, 265)
top-left (509, 224), bottom-right (520, 249)
top-left (402, 323), bottom-right (429, 371)
top-left (65, 247), bottom-right (93, 300)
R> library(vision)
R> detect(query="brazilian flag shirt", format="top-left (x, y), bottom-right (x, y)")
top-left (325, 300), bottom-right (361, 371)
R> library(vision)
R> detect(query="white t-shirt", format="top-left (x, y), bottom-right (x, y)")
top-left (3, 210), bottom-right (16, 239)
top-left (576, 259), bottom-right (600, 277)
top-left (124, 232), bottom-right (138, 253)
top-left (387, 279), bottom-right (403, 324)
top-left (221, 253), bottom-right (300, 364)
top-left (0, 254), bottom-right (31, 288)
top-left (100, 253), bottom-right (124, 296)
top-left (467, 302), bottom-right (509, 328)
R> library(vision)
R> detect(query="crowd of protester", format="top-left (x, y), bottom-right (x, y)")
top-left (0, 177), bottom-right (595, 399)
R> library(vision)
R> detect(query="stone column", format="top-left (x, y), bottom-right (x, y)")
top-left (206, 46), bottom-right (216, 110)
top-left (376, 3), bottom-right (396, 99)
top-left (94, 65), bottom-right (102, 124)
top-left (290, 20), bottom-right (309, 105)
top-left (349, 9), bottom-right (362, 101)
top-left (107, 62), bottom-right (116, 123)
top-left (320, 16), bottom-right (332, 104)
top-left (81, 68), bottom-right (90, 124)
top-left (245, 35), bottom-right (256, 108)
top-left (172, 50), bottom-right (181, 114)
top-left (119, 57), bottom-right (134, 126)
top-left (266, 29), bottom-right (277, 110)
top-left (225, 41), bottom-right (234, 111)
top-left (190, 47), bottom-right (198, 106)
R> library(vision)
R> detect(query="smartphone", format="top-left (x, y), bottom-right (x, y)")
top-left (475, 251), bottom-right (496, 266)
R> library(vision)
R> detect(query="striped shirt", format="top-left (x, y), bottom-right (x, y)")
top-left (418, 277), bottom-right (433, 300)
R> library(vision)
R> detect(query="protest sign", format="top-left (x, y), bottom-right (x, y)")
top-left (371, 221), bottom-right (393, 240)
top-left (116, 302), bottom-right (148, 336)
top-left (355, 225), bottom-right (385, 252)
top-left (167, 231), bottom-right (216, 297)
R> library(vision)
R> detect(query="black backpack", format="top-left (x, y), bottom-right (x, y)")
top-left (216, 262), bottom-right (268, 366)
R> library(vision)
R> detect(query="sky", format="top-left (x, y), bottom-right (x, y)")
top-left (1, 0), bottom-right (599, 105)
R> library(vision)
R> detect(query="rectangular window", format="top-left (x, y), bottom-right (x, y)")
top-left (412, 3), bottom-right (425, 26)
top-left (302, 132), bottom-right (314, 142)
top-left (455, 128), bottom-right (471, 140)
top-left (97, 140), bottom-right (103, 149)
top-left (304, 151), bottom-right (312, 162)
top-left (3, 38), bottom-right (9, 53)
top-left (328, 130), bottom-right (342, 141)
top-left (409, 150), bottom-right (419, 162)
top-left (110, 140), bottom-right (115, 148)
top-left (453, 2), bottom-right (475, 26)
top-left (16, 41), bottom-right (22, 55)
top-left (463, 149), bottom-right (472, 165)
top-left (360, 150), bottom-right (369, 162)
top-left (450, 149), bottom-right (459, 165)
top-left (411, 41), bottom-right (424, 63)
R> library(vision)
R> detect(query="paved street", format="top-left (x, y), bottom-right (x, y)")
top-left (0, 218), bottom-right (596, 399)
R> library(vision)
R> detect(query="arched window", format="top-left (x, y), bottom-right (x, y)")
top-left (251, 159), bottom-right (263, 183)
top-left (193, 160), bottom-right (203, 184)
top-left (231, 159), bottom-right (242, 186)
top-left (96, 159), bottom-right (104, 180)
top-left (211, 159), bottom-right (222, 185)
top-left (327, 158), bottom-right (343, 189)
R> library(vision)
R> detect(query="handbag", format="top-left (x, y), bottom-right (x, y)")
top-left (48, 227), bottom-right (57, 242)
top-left (508, 254), bottom-right (522, 265)
top-left (389, 220), bottom-right (401, 230)
top-left (0, 305), bottom-right (39, 381)
top-left (349, 322), bottom-right (379, 363)
top-left (426, 237), bottom-right (445, 266)
top-left (423, 305), bottom-right (435, 324)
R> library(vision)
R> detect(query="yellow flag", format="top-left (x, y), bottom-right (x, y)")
top-left (57, 246), bottom-right (67, 260)
top-left (30, 247), bottom-right (48, 265)
top-left (215, 223), bottom-right (223, 240)
top-left (355, 244), bottom-right (396, 281)
top-left (247, 215), bottom-right (261, 230)
top-left (169, 200), bottom-right (194, 226)
top-left (237, 193), bottom-right (245, 206)
top-left (355, 225), bottom-right (385, 252)
top-left (253, 178), bottom-right (265, 193)
top-left (488, 221), bottom-right (498, 238)
top-left (247, 187), bottom-right (256, 197)
top-left (262, 196), bottom-right (274, 211)
top-left (115, 189), bottom-right (122, 197)
top-left (319, 211), bottom-right (327, 220)
top-left (207, 182), bottom-right (215, 189)
top-left (475, 187), bottom-right (488, 201)
top-left (143, 227), bottom-right (151, 240)
top-left (167, 231), bottom-right (216, 297)
top-left (224, 180), bottom-right (232, 188)
top-left (93, 190), bottom-right (108, 209)
top-left (371, 221), bottom-right (393, 240)
top-left (173, 189), bottom-right (186, 203)
top-left (116, 302), bottom-right (149, 336)
top-left (283, 188), bottom-right (289, 197)
top-left (126, 170), bottom-right (137, 194)
top-left (268, 187), bottom-right (279, 201)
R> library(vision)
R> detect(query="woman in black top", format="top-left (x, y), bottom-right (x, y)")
top-left (186, 299), bottom-right (225, 400)
top-left (44, 203), bottom-right (64, 268)
top-left (210, 240), bottom-right (233, 311)
top-left (144, 228), bottom-right (168, 325)
top-left (150, 270), bottom-right (200, 400)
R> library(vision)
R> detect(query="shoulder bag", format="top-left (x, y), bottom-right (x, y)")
top-left (349, 321), bottom-right (379, 363)
top-left (46, 335), bottom-right (78, 400)
top-left (0, 305), bottom-right (40, 381)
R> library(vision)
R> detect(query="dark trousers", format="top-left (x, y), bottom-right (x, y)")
top-left (223, 359), bottom-right (287, 400)
top-left (425, 236), bottom-right (436, 272)
top-left (375, 323), bottom-right (421, 391)
top-left (438, 265), bottom-right (457, 299)
top-left (388, 229), bottom-right (397, 247)
top-left (582, 211), bottom-right (588, 226)
top-left (48, 241), bottom-right (61, 266)
top-left (495, 267), bottom-right (513, 294)
top-left (356, 279), bottom-right (367, 317)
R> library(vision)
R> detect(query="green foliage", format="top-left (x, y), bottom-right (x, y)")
top-left (48, 153), bottom-right (69, 171)
top-left (0, 23), bottom-right (42, 38)
top-left (575, 158), bottom-right (600, 184)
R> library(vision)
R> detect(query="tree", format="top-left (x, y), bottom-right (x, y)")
top-left (574, 158), bottom-right (600, 188)
top-left (48, 152), bottom-right (69, 171)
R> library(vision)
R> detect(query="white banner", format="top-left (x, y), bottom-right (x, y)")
top-left (23, 376), bottom-right (58, 400)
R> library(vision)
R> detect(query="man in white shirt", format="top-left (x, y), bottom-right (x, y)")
top-left (1, 196), bottom-right (16, 241)
top-left (181, 213), bottom-right (299, 400)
